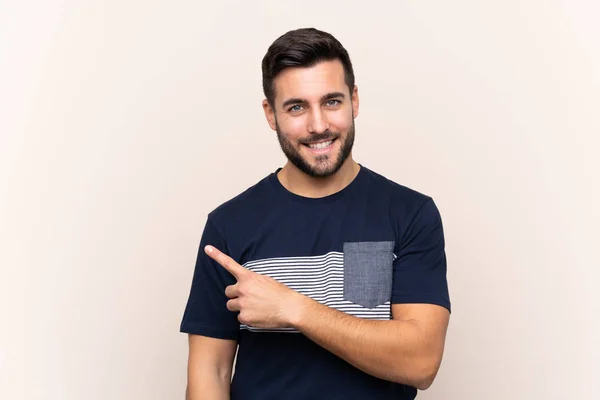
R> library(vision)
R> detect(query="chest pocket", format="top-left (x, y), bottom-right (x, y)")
top-left (342, 241), bottom-right (395, 308)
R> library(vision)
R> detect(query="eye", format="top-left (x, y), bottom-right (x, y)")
top-left (326, 99), bottom-right (341, 107)
top-left (288, 104), bottom-right (304, 112)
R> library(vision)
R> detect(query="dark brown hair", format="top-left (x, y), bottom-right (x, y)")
top-left (261, 28), bottom-right (355, 108)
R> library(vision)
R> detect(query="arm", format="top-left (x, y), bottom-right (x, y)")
top-left (186, 334), bottom-right (237, 400)
top-left (289, 198), bottom-right (450, 389)
top-left (289, 298), bottom-right (449, 390)
top-left (181, 218), bottom-right (241, 398)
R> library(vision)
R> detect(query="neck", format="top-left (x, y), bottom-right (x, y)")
top-left (277, 157), bottom-right (360, 198)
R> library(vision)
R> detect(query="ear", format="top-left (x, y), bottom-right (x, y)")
top-left (262, 99), bottom-right (277, 131)
top-left (351, 85), bottom-right (359, 119)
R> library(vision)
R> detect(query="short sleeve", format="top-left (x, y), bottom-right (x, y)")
top-left (391, 198), bottom-right (451, 312)
top-left (180, 218), bottom-right (240, 339)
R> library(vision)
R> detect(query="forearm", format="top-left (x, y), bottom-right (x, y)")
top-left (185, 334), bottom-right (236, 400)
top-left (290, 296), bottom-right (440, 389)
top-left (186, 372), bottom-right (230, 400)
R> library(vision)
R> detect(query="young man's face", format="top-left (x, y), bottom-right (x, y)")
top-left (263, 59), bottom-right (359, 178)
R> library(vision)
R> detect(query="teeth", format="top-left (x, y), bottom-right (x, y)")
top-left (309, 140), bottom-right (333, 150)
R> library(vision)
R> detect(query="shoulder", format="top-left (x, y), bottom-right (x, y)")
top-left (363, 167), bottom-right (445, 251)
top-left (361, 166), bottom-right (443, 234)
top-left (206, 173), bottom-right (275, 233)
top-left (363, 166), bottom-right (435, 214)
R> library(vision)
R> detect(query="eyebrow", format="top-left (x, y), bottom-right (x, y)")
top-left (281, 92), bottom-right (346, 109)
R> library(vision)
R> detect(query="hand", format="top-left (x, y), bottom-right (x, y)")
top-left (205, 245), bottom-right (305, 329)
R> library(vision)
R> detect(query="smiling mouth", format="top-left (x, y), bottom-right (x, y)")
top-left (303, 138), bottom-right (336, 150)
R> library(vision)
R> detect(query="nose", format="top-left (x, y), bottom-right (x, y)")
top-left (307, 108), bottom-right (328, 134)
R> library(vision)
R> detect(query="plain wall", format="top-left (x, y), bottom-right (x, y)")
top-left (1, 1), bottom-right (599, 399)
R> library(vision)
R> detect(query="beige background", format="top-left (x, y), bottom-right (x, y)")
top-left (1, 0), bottom-right (599, 399)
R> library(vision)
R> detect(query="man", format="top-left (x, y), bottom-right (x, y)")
top-left (180, 27), bottom-right (451, 399)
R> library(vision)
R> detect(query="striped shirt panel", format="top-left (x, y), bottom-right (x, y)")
top-left (240, 251), bottom-right (392, 333)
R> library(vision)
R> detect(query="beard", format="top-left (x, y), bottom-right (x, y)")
top-left (275, 119), bottom-right (355, 178)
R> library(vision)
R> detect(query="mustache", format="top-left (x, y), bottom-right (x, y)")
top-left (300, 131), bottom-right (339, 145)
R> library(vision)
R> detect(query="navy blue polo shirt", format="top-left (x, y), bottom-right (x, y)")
top-left (180, 164), bottom-right (450, 399)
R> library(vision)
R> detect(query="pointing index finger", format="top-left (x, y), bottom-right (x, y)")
top-left (205, 245), bottom-right (246, 279)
